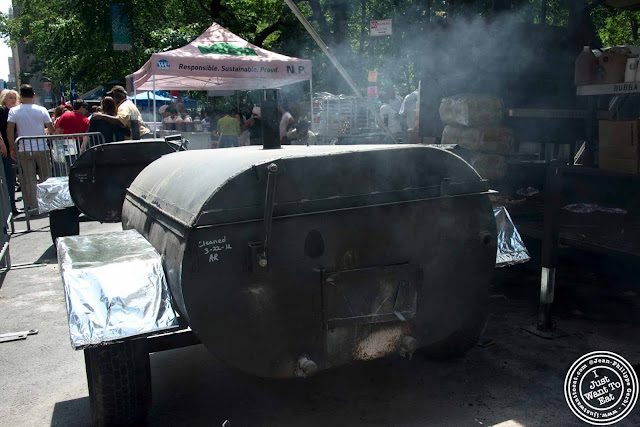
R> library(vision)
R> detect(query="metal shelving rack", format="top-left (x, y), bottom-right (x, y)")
top-left (523, 82), bottom-right (640, 337)
top-left (313, 93), bottom-right (369, 144)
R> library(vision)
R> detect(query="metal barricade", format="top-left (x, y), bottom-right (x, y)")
top-left (15, 133), bottom-right (105, 231)
top-left (0, 153), bottom-right (12, 271)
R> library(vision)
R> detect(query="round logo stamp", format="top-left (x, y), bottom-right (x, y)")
top-left (564, 351), bottom-right (638, 425)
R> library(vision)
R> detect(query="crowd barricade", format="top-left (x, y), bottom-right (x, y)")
top-left (15, 133), bottom-right (105, 231)
top-left (0, 154), bottom-right (12, 271)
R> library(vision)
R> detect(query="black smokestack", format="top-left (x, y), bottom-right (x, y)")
top-left (261, 89), bottom-right (281, 149)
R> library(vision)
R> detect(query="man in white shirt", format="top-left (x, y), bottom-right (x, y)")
top-left (400, 89), bottom-right (419, 131)
top-left (7, 84), bottom-right (55, 211)
top-left (279, 103), bottom-right (294, 143)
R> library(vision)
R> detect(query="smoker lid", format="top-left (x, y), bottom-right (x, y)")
top-left (126, 144), bottom-right (483, 229)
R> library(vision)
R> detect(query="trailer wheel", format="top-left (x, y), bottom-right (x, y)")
top-left (50, 206), bottom-right (80, 244)
top-left (421, 309), bottom-right (488, 359)
top-left (84, 339), bottom-right (151, 426)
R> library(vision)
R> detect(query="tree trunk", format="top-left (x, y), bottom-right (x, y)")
top-left (540, 0), bottom-right (547, 25)
top-left (331, 0), bottom-right (348, 46)
top-left (360, 0), bottom-right (366, 56)
top-left (308, 0), bottom-right (332, 43)
top-left (493, 0), bottom-right (511, 13)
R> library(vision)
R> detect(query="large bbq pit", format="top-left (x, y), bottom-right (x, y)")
top-left (121, 144), bottom-right (497, 377)
top-left (57, 143), bottom-right (507, 425)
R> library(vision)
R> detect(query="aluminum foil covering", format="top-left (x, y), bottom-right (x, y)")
top-left (57, 230), bottom-right (178, 349)
top-left (37, 177), bottom-right (74, 214)
top-left (494, 206), bottom-right (530, 267)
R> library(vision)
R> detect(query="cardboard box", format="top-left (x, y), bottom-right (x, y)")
top-left (598, 120), bottom-right (640, 174)
top-left (597, 52), bottom-right (627, 83)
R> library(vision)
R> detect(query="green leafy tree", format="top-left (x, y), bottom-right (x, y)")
top-left (1, 0), bottom-right (637, 99)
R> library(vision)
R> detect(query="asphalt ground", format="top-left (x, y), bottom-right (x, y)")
top-left (0, 211), bottom-right (639, 426)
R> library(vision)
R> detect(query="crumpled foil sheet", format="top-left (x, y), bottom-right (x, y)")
top-left (37, 177), bottom-right (74, 214)
top-left (495, 206), bottom-right (530, 267)
top-left (57, 230), bottom-right (178, 349)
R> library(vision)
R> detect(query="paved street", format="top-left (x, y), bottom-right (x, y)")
top-left (0, 211), bottom-right (639, 426)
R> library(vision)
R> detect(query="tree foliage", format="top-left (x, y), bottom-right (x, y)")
top-left (0, 0), bottom-right (636, 98)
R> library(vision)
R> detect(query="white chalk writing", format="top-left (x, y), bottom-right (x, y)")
top-left (199, 237), bottom-right (232, 262)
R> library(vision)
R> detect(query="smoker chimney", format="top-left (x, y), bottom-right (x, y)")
top-left (261, 89), bottom-right (281, 149)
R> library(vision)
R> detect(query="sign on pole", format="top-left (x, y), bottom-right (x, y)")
top-left (111, 4), bottom-right (132, 51)
top-left (368, 71), bottom-right (378, 82)
top-left (367, 86), bottom-right (378, 98)
top-left (370, 19), bottom-right (392, 37)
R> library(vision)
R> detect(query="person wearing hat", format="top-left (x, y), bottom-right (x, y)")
top-left (55, 98), bottom-right (89, 135)
top-left (286, 119), bottom-right (317, 145)
top-left (92, 85), bottom-right (150, 139)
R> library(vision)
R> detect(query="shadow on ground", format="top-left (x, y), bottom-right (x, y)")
top-left (51, 397), bottom-right (91, 427)
top-left (36, 245), bottom-right (57, 264)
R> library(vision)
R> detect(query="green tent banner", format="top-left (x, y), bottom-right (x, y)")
top-left (198, 43), bottom-right (257, 56)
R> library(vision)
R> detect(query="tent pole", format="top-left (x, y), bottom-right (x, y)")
top-left (309, 79), bottom-right (313, 133)
top-left (152, 75), bottom-right (157, 138)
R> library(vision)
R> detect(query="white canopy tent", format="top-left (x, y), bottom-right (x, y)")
top-left (126, 22), bottom-right (313, 134)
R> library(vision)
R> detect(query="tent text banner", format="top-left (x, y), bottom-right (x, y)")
top-left (128, 23), bottom-right (312, 92)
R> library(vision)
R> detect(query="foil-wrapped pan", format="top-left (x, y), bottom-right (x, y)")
top-left (57, 230), bottom-right (178, 349)
top-left (495, 206), bottom-right (530, 267)
top-left (37, 176), bottom-right (74, 213)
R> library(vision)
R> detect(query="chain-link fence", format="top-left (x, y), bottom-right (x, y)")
top-left (14, 133), bottom-right (105, 230)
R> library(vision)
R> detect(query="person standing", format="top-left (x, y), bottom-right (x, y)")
top-left (91, 85), bottom-right (150, 140)
top-left (248, 106), bottom-right (262, 145)
top-left (216, 109), bottom-right (241, 148)
top-left (286, 120), bottom-right (317, 145)
top-left (237, 105), bottom-right (251, 146)
top-left (52, 104), bottom-right (71, 127)
top-left (55, 99), bottom-right (90, 135)
top-left (279, 103), bottom-right (294, 144)
top-left (0, 89), bottom-right (19, 215)
top-left (88, 97), bottom-right (127, 145)
top-left (7, 84), bottom-right (55, 212)
top-left (399, 89), bottom-right (419, 132)
top-left (379, 95), bottom-right (403, 141)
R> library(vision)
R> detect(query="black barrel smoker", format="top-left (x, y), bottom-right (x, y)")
top-left (69, 139), bottom-right (183, 223)
top-left (121, 144), bottom-right (497, 378)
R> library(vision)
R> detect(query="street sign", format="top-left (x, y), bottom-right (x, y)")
top-left (368, 71), bottom-right (378, 82)
top-left (370, 19), bottom-right (392, 37)
top-left (367, 86), bottom-right (378, 98)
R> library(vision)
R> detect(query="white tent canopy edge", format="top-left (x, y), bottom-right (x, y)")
top-left (125, 22), bottom-right (313, 137)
